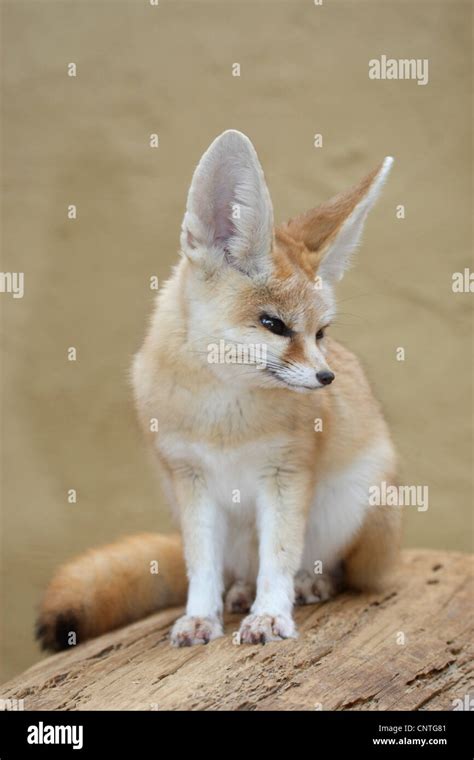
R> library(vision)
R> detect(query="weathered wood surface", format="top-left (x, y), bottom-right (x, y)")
top-left (2, 550), bottom-right (472, 711)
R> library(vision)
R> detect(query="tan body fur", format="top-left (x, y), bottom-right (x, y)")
top-left (37, 131), bottom-right (401, 650)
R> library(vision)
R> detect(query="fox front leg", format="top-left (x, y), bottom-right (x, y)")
top-left (238, 470), bottom-right (310, 645)
top-left (170, 469), bottom-right (225, 647)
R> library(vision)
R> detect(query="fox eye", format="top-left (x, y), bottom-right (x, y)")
top-left (260, 314), bottom-right (290, 337)
top-left (316, 328), bottom-right (325, 341)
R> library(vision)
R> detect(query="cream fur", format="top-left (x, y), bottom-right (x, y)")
top-left (131, 130), bottom-right (400, 646)
top-left (37, 131), bottom-right (400, 651)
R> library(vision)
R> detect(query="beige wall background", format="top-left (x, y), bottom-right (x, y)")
top-left (1, 0), bottom-right (472, 682)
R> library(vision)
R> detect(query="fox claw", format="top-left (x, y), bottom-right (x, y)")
top-left (170, 615), bottom-right (223, 647)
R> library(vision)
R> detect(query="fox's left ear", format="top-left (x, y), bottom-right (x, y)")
top-left (284, 157), bottom-right (393, 282)
top-left (181, 130), bottom-right (274, 277)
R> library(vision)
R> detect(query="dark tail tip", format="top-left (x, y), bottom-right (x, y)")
top-left (35, 611), bottom-right (82, 652)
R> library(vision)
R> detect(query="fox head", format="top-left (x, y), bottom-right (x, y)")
top-left (180, 130), bottom-right (393, 392)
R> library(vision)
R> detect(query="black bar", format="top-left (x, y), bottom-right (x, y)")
top-left (0, 710), bottom-right (472, 757)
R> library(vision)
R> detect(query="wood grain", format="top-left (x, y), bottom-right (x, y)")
top-left (1, 550), bottom-right (472, 711)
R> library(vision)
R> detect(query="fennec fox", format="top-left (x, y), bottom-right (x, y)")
top-left (37, 130), bottom-right (400, 650)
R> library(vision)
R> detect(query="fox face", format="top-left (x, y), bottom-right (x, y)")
top-left (182, 235), bottom-right (336, 392)
top-left (180, 130), bottom-right (392, 392)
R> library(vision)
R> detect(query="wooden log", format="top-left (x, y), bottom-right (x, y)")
top-left (1, 549), bottom-right (472, 711)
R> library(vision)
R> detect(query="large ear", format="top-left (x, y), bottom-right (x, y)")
top-left (283, 157), bottom-right (393, 282)
top-left (180, 130), bottom-right (274, 277)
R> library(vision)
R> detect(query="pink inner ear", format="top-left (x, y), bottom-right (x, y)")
top-left (186, 230), bottom-right (197, 250)
top-left (212, 188), bottom-right (237, 250)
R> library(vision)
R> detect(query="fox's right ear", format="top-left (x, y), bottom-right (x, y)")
top-left (284, 157), bottom-right (393, 283)
top-left (180, 130), bottom-right (274, 278)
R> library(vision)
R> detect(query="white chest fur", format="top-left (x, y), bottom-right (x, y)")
top-left (156, 433), bottom-right (288, 514)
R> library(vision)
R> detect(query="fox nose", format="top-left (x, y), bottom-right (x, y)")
top-left (316, 370), bottom-right (335, 386)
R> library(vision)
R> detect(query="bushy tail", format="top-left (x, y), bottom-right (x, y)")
top-left (36, 533), bottom-right (187, 652)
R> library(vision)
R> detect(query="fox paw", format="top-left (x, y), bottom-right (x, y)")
top-left (225, 581), bottom-right (254, 614)
top-left (238, 613), bottom-right (297, 644)
top-left (170, 615), bottom-right (223, 647)
top-left (294, 570), bottom-right (336, 605)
